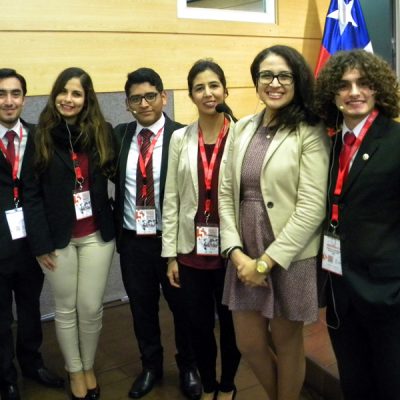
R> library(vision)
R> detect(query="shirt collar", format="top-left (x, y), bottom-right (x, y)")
top-left (0, 119), bottom-right (21, 140)
top-left (342, 114), bottom-right (370, 141)
top-left (136, 113), bottom-right (165, 136)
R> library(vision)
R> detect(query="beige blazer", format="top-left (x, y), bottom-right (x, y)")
top-left (219, 111), bottom-right (330, 269)
top-left (162, 120), bottom-right (232, 258)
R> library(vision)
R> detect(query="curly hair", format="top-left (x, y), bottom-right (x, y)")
top-left (250, 45), bottom-right (319, 130)
top-left (314, 50), bottom-right (400, 129)
top-left (35, 67), bottom-right (114, 174)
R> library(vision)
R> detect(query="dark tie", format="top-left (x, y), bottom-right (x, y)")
top-left (137, 129), bottom-right (155, 206)
top-left (5, 130), bottom-right (16, 167)
top-left (339, 131), bottom-right (356, 176)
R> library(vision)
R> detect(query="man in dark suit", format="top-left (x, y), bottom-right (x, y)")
top-left (0, 69), bottom-right (64, 400)
top-left (315, 50), bottom-right (400, 400)
top-left (114, 68), bottom-right (201, 399)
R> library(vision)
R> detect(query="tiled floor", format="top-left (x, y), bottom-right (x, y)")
top-left (16, 301), bottom-right (341, 400)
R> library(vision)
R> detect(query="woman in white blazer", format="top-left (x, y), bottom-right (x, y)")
top-left (162, 60), bottom-right (240, 400)
top-left (219, 46), bottom-right (330, 400)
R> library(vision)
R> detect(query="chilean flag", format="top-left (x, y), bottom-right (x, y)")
top-left (315, 0), bottom-right (373, 76)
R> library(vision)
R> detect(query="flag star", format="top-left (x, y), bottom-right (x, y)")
top-left (327, 0), bottom-right (358, 35)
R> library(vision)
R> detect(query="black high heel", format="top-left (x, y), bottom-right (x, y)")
top-left (86, 384), bottom-right (100, 400)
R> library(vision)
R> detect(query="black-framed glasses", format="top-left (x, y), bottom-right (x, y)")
top-left (128, 92), bottom-right (159, 106)
top-left (257, 71), bottom-right (294, 86)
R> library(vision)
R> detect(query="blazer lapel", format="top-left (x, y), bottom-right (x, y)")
top-left (341, 117), bottom-right (383, 196)
top-left (187, 122), bottom-right (199, 199)
top-left (160, 115), bottom-right (174, 194)
top-left (118, 122), bottom-right (136, 195)
top-left (261, 126), bottom-right (291, 170)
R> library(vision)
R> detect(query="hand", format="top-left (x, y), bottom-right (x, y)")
top-left (237, 258), bottom-right (268, 287)
top-left (167, 259), bottom-right (181, 288)
top-left (36, 251), bottom-right (58, 271)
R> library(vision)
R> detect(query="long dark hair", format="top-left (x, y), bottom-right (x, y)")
top-left (35, 67), bottom-right (113, 173)
top-left (187, 59), bottom-right (236, 121)
top-left (250, 45), bottom-right (319, 130)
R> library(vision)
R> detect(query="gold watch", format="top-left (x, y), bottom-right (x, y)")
top-left (256, 258), bottom-right (272, 274)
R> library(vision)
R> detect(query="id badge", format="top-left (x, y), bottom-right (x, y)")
top-left (5, 207), bottom-right (27, 239)
top-left (135, 206), bottom-right (157, 236)
top-left (322, 232), bottom-right (342, 275)
top-left (73, 190), bottom-right (93, 220)
top-left (196, 224), bottom-right (219, 256)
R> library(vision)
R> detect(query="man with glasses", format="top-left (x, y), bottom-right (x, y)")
top-left (114, 68), bottom-right (201, 399)
top-left (315, 50), bottom-right (400, 400)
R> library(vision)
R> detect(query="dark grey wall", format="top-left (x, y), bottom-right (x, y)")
top-left (360, 0), bottom-right (394, 66)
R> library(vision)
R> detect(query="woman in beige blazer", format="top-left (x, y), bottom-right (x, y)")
top-left (162, 60), bottom-right (240, 400)
top-left (219, 46), bottom-right (330, 400)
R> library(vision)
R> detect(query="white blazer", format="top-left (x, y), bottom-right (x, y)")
top-left (162, 120), bottom-right (232, 258)
top-left (219, 111), bottom-right (330, 269)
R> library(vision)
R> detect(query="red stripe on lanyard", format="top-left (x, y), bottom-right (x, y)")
top-left (137, 127), bottom-right (163, 198)
top-left (0, 125), bottom-right (23, 204)
top-left (331, 109), bottom-right (379, 224)
top-left (198, 117), bottom-right (229, 215)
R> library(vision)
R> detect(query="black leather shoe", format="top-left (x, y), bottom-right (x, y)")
top-left (23, 366), bottom-right (65, 388)
top-left (86, 384), bottom-right (100, 400)
top-left (180, 368), bottom-right (202, 400)
top-left (128, 369), bottom-right (162, 399)
top-left (0, 384), bottom-right (20, 400)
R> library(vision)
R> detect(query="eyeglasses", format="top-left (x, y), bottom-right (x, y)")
top-left (128, 92), bottom-right (159, 105)
top-left (257, 71), bottom-right (294, 86)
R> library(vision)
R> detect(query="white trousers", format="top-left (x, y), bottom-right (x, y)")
top-left (42, 231), bottom-right (115, 372)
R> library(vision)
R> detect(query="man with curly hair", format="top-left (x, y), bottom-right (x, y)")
top-left (315, 50), bottom-right (400, 400)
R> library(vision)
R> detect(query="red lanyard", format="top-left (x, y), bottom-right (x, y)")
top-left (137, 127), bottom-right (163, 199)
top-left (331, 109), bottom-right (379, 224)
top-left (0, 125), bottom-right (23, 204)
top-left (71, 151), bottom-right (84, 188)
top-left (198, 117), bottom-right (229, 215)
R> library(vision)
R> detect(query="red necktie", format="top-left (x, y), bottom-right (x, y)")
top-left (5, 130), bottom-right (16, 167)
top-left (339, 131), bottom-right (356, 178)
top-left (137, 129), bottom-right (155, 206)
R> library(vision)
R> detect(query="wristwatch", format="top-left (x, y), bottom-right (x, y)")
top-left (256, 258), bottom-right (272, 275)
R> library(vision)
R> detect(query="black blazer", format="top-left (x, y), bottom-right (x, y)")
top-left (23, 124), bottom-right (115, 257)
top-left (113, 114), bottom-right (184, 250)
top-left (0, 120), bottom-right (35, 262)
top-left (327, 114), bottom-right (400, 317)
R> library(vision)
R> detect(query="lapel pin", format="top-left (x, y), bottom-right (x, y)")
top-left (362, 153), bottom-right (369, 161)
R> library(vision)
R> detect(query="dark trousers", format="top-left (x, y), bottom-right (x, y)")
top-left (327, 301), bottom-right (400, 400)
top-left (119, 229), bottom-right (195, 372)
top-left (0, 251), bottom-right (44, 386)
top-left (179, 264), bottom-right (241, 393)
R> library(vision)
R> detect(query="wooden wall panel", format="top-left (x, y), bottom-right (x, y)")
top-left (0, 0), bottom-right (330, 124)
top-left (0, 32), bottom-right (322, 95)
top-left (3, 0), bottom-right (329, 38)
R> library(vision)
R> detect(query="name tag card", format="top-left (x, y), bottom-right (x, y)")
top-left (73, 190), bottom-right (93, 220)
top-left (322, 233), bottom-right (343, 276)
top-left (5, 207), bottom-right (27, 239)
top-left (136, 206), bottom-right (157, 236)
top-left (196, 224), bottom-right (219, 256)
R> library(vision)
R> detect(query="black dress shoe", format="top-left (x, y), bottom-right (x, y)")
top-left (86, 384), bottom-right (100, 399)
top-left (180, 368), bottom-right (202, 400)
top-left (128, 369), bottom-right (162, 399)
top-left (23, 366), bottom-right (65, 388)
top-left (0, 384), bottom-right (20, 400)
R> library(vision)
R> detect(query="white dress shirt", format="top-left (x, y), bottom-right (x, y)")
top-left (123, 114), bottom-right (165, 231)
top-left (0, 119), bottom-right (28, 177)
